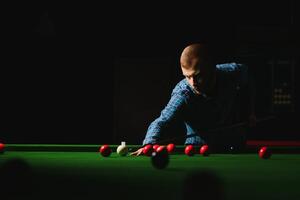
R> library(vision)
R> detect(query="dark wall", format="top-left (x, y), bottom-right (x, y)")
top-left (1, 3), bottom-right (113, 144)
top-left (1, 1), bottom-right (300, 144)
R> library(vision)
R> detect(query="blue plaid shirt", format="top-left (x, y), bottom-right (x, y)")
top-left (143, 63), bottom-right (249, 145)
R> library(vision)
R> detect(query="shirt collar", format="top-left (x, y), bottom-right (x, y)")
top-left (184, 79), bottom-right (209, 99)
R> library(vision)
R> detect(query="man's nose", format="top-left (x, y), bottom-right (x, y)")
top-left (191, 77), bottom-right (197, 86)
top-left (191, 77), bottom-right (195, 86)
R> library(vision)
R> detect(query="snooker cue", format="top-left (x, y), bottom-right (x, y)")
top-left (157, 115), bottom-right (276, 144)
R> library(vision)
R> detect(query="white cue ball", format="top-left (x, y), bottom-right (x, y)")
top-left (116, 145), bottom-right (128, 156)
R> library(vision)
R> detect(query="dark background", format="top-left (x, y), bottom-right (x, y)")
top-left (1, 1), bottom-right (299, 144)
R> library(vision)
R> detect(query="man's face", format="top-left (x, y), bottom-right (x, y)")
top-left (181, 58), bottom-right (211, 95)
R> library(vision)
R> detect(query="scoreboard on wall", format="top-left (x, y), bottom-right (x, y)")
top-left (269, 58), bottom-right (295, 113)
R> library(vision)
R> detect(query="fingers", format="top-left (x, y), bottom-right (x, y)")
top-left (136, 151), bottom-right (142, 156)
top-left (130, 148), bottom-right (143, 156)
top-left (130, 152), bottom-right (140, 156)
top-left (129, 151), bottom-right (137, 156)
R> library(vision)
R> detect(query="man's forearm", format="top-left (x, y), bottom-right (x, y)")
top-left (143, 131), bottom-right (160, 145)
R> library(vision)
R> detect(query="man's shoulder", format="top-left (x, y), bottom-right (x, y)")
top-left (216, 62), bottom-right (249, 85)
top-left (172, 79), bottom-right (192, 97)
top-left (216, 62), bottom-right (247, 72)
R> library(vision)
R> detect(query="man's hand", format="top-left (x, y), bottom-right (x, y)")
top-left (130, 147), bottom-right (144, 156)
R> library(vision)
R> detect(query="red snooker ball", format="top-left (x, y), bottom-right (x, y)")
top-left (99, 145), bottom-right (112, 157)
top-left (0, 143), bottom-right (5, 153)
top-left (152, 144), bottom-right (160, 152)
top-left (143, 144), bottom-right (153, 156)
top-left (166, 143), bottom-right (175, 154)
top-left (185, 145), bottom-right (194, 156)
top-left (200, 145), bottom-right (210, 156)
top-left (259, 146), bottom-right (272, 159)
top-left (156, 145), bottom-right (167, 154)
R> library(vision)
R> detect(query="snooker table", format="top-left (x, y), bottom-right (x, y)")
top-left (1, 144), bottom-right (300, 200)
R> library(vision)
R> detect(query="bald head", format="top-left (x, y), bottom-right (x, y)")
top-left (180, 43), bottom-right (216, 95)
top-left (180, 43), bottom-right (210, 70)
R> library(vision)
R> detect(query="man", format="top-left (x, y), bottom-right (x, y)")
top-left (131, 43), bottom-right (256, 156)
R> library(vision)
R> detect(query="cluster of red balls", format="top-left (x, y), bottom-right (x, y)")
top-left (98, 144), bottom-right (213, 157)
top-left (142, 144), bottom-right (176, 156)
top-left (98, 143), bottom-right (272, 159)
top-left (142, 144), bottom-right (210, 157)
top-left (184, 144), bottom-right (210, 156)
